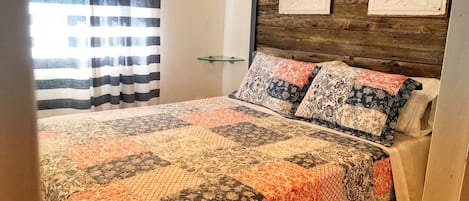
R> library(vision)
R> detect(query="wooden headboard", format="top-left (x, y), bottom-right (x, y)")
top-left (252, 0), bottom-right (450, 78)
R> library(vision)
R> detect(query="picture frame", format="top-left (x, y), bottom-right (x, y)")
top-left (279, 0), bottom-right (331, 15)
top-left (368, 0), bottom-right (448, 16)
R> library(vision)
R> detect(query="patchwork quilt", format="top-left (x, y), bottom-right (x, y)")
top-left (38, 97), bottom-right (395, 201)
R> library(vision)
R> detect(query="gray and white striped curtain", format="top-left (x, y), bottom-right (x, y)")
top-left (29, 0), bottom-right (161, 117)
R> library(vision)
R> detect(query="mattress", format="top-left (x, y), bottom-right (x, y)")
top-left (37, 97), bottom-right (429, 201)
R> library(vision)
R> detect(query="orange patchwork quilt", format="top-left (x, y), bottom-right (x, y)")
top-left (38, 97), bottom-right (394, 201)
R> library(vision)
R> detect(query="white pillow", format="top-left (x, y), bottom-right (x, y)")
top-left (396, 77), bottom-right (440, 137)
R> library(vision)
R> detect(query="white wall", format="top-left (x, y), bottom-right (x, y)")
top-left (161, 0), bottom-right (253, 102)
top-left (222, 0), bottom-right (252, 95)
top-left (0, 0), bottom-right (40, 200)
top-left (160, 0), bottom-right (226, 104)
top-left (422, 0), bottom-right (469, 200)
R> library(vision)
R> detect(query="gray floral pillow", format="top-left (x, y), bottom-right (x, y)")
top-left (231, 52), bottom-right (349, 117)
top-left (230, 52), bottom-right (295, 116)
top-left (295, 65), bottom-right (422, 146)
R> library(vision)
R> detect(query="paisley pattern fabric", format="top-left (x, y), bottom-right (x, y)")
top-left (38, 97), bottom-right (394, 201)
top-left (296, 66), bottom-right (422, 146)
top-left (232, 52), bottom-right (287, 114)
top-left (295, 65), bottom-right (361, 123)
top-left (232, 52), bottom-right (347, 117)
top-left (355, 70), bottom-right (408, 95)
top-left (340, 105), bottom-right (388, 136)
top-left (266, 66), bottom-right (321, 103)
top-left (272, 60), bottom-right (317, 88)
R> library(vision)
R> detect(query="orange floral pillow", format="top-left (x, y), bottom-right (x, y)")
top-left (295, 65), bottom-right (422, 146)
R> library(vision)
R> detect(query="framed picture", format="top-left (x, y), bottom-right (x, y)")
top-left (368, 0), bottom-right (448, 16)
top-left (279, 0), bottom-right (331, 15)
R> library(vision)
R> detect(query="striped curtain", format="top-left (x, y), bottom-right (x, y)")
top-left (29, 0), bottom-right (161, 117)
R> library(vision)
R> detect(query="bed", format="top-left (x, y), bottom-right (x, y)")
top-left (37, 52), bottom-right (440, 201)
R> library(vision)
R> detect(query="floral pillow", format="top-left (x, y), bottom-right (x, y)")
top-left (266, 60), bottom-right (320, 104)
top-left (295, 65), bottom-right (422, 146)
top-left (230, 52), bottom-right (343, 117)
top-left (230, 52), bottom-right (289, 115)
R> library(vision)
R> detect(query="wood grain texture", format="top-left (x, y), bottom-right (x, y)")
top-left (255, 0), bottom-right (449, 78)
top-left (258, 46), bottom-right (442, 78)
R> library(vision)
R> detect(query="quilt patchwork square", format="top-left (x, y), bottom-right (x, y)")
top-left (85, 152), bottom-right (171, 185)
top-left (132, 126), bottom-right (237, 162)
top-left (307, 144), bottom-right (373, 169)
top-left (178, 108), bottom-right (255, 128)
top-left (310, 163), bottom-right (347, 201)
top-left (38, 113), bottom-right (90, 125)
top-left (65, 137), bottom-right (148, 168)
top-left (120, 165), bottom-right (205, 200)
top-left (67, 182), bottom-right (140, 201)
top-left (39, 135), bottom-right (76, 155)
top-left (233, 160), bottom-right (322, 201)
top-left (284, 152), bottom-right (329, 169)
top-left (45, 119), bottom-right (124, 145)
top-left (103, 114), bottom-right (192, 135)
top-left (154, 102), bottom-right (201, 115)
top-left (184, 97), bottom-right (239, 111)
top-left (162, 176), bottom-right (265, 201)
top-left (91, 106), bottom-right (164, 122)
top-left (255, 136), bottom-right (331, 159)
top-left (176, 146), bottom-right (273, 182)
top-left (40, 153), bottom-right (96, 201)
top-left (284, 154), bottom-right (347, 201)
top-left (38, 130), bottom-right (57, 139)
top-left (187, 126), bottom-right (239, 148)
top-left (185, 96), bottom-right (234, 105)
top-left (308, 131), bottom-right (389, 162)
top-left (313, 145), bottom-right (374, 201)
top-left (230, 105), bottom-right (273, 118)
top-left (373, 158), bottom-right (394, 196)
top-left (211, 122), bottom-right (292, 147)
top-left (250, 115), bottom-right (318, 137)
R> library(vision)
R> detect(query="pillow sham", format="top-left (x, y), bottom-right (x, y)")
top-left (230, 52), bottom-right (289, 115)
top-left (396, 77), bottom-right (440, 137)
top-left (230, 51), bottom-right (347, 117)
top-left (266, 60), bottom-right (321, 104)
top-left (295, 64), bottom-right (423, 146)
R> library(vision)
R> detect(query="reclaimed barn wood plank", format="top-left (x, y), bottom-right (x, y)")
top-left (257, 46), bottom-right (442, 78)
top-left (255, 0), bottom-right (449, 77)
top-left (257, 34), bottom-right (444, 64)
top-left (257, 15), bottom-right (448, 34)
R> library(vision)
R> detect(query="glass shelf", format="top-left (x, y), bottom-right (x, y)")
top-left (197, 56), bottom-right (244, 64)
